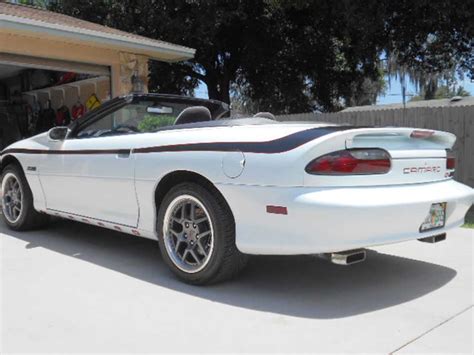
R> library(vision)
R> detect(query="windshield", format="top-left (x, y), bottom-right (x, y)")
top-left (74, 95), bottom-right (230, 139)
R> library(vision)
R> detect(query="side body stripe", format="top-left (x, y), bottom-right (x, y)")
top-left (1, 126), bottom-right (353, 156)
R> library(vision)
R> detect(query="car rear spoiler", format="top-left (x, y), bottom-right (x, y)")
top-left (344, 128), bottom-right (456, 151)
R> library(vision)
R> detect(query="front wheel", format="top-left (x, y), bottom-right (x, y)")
top-left (1, 164), bottom-right (49, 230)
top-left (157, 182), bottom-right (247, 285)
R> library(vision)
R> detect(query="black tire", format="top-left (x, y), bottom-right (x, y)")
top-left (1, 163), bottom-right (49, 230)
top-left (157, 182), bottom-right (247, 285)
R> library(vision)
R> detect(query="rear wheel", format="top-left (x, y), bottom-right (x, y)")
top-left (1, 164), bottom-right (49, 230)
top-left (157, 182), bottom-right (247, 285)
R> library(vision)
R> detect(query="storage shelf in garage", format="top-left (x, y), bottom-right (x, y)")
top-left (22, 75), bottom-right (110, 97)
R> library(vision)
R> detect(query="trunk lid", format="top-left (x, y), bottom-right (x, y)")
top-left (303, 127), bottom-right (455, 187)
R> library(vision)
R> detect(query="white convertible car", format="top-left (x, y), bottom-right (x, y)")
top-left (1, 94), bottom-right (473, 284)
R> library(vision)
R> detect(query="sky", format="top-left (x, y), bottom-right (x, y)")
top-left (377, 75), bottom-right (474, 105)
top-left (195, 75), bottom-right (474, 107)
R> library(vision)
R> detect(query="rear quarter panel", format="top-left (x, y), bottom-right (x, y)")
top-left (133, 125), bottom-right (311, 236)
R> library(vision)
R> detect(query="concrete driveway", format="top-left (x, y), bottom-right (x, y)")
top-left (1, 220), bottom-right (472, 353)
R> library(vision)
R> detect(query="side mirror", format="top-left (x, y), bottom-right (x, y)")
top-left (48, 127), bottom-right (70, 141)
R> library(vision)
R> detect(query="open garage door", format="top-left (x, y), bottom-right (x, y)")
top-left (0, 53), bottom-right (110, 76)
top-left (0, 54), bottom-right (111, 149)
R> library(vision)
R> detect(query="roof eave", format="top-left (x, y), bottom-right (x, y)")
top-left (0, 14), bottom-right (195, 62)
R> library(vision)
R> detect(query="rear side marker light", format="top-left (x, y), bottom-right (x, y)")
top-left (266, 205), bottom-right (288, 215)
top-left (411, 130), bottom-right (435, 138)
top-left (306, 149), bottom-right (391, 175)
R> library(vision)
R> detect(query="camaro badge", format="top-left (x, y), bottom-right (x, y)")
top-left (403, 166), bottom-right (441, 174)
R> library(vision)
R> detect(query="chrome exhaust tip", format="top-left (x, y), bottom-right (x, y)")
top-left (418, 233), bottom-right (446, 243)
top-left (324, 249), bottom-right (366, 265)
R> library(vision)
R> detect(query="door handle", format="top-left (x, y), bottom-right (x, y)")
top-left (116, 150), bottom-right (131, 158)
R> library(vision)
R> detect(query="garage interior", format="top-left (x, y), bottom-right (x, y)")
top-left (0, 56), bottom-right (111, 149)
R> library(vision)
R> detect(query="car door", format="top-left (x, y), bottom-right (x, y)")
top-left (38, 102), bottom-right (139, 227)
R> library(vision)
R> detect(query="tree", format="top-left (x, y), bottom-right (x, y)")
top-left (148, 62), bottom-right (199, 96)
top-left (53, 1), bottom-right (274, 104)
top-left (50, 0), bottom-right (473, 113)
top-left (386, 0), bottom-right (473, 77)
top-left (51, 0), bottom-right (387, 112)
top-left (237, 0), bottom-right (389, 112)
top-left (410, 85), bottom-right (470, 101)
top-left (384, 0), bottom-right (474, 102)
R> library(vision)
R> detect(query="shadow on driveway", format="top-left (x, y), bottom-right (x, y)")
top-left (1, 219), bottom-right (456, 319)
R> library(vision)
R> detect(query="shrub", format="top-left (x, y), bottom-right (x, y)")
top-left (138, 114), bottom-right (175, 132)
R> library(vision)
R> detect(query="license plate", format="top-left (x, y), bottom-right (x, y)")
top-left (419, 203), bottom-right (446, 232)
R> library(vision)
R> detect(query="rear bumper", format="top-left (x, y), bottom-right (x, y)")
top-left (217, 179), bottom-right (474, 255)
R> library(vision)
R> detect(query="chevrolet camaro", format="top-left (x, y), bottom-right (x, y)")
top-left (1, 94), bottom-right (473, 284)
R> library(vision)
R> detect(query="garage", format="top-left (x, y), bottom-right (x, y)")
top-left (0, 54), bottom-right (111, 148)
top-left (0, 2), bottom-right (195, 148)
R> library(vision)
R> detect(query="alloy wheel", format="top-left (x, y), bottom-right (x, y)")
top-left (2, 173), bottom-right (23, 223)
top-left (163, 195), bottom-right (214, 273)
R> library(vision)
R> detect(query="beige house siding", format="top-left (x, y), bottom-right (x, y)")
top-left (118, 52), bottom-right (149, 96)
top-left (1, 29), bottom-right (151, 96)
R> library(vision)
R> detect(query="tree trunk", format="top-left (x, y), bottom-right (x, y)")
top-left (206, 82), bottom-right (220, 101)
top-left (205, 77), bottom-right (231, 103)
top-left (219, 76), bottom-right (231, 104)
top-left (424, 80), bottom-right (438, 100)
top-left (203, 66), bottom-right (232, 104)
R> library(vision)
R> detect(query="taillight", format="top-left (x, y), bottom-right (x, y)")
top-left (446, 157), bottom-right (455, 170)
top-left (305, 149), bottom-right (391, 175)
top-left (446, 150), bottom-right (456, 170)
